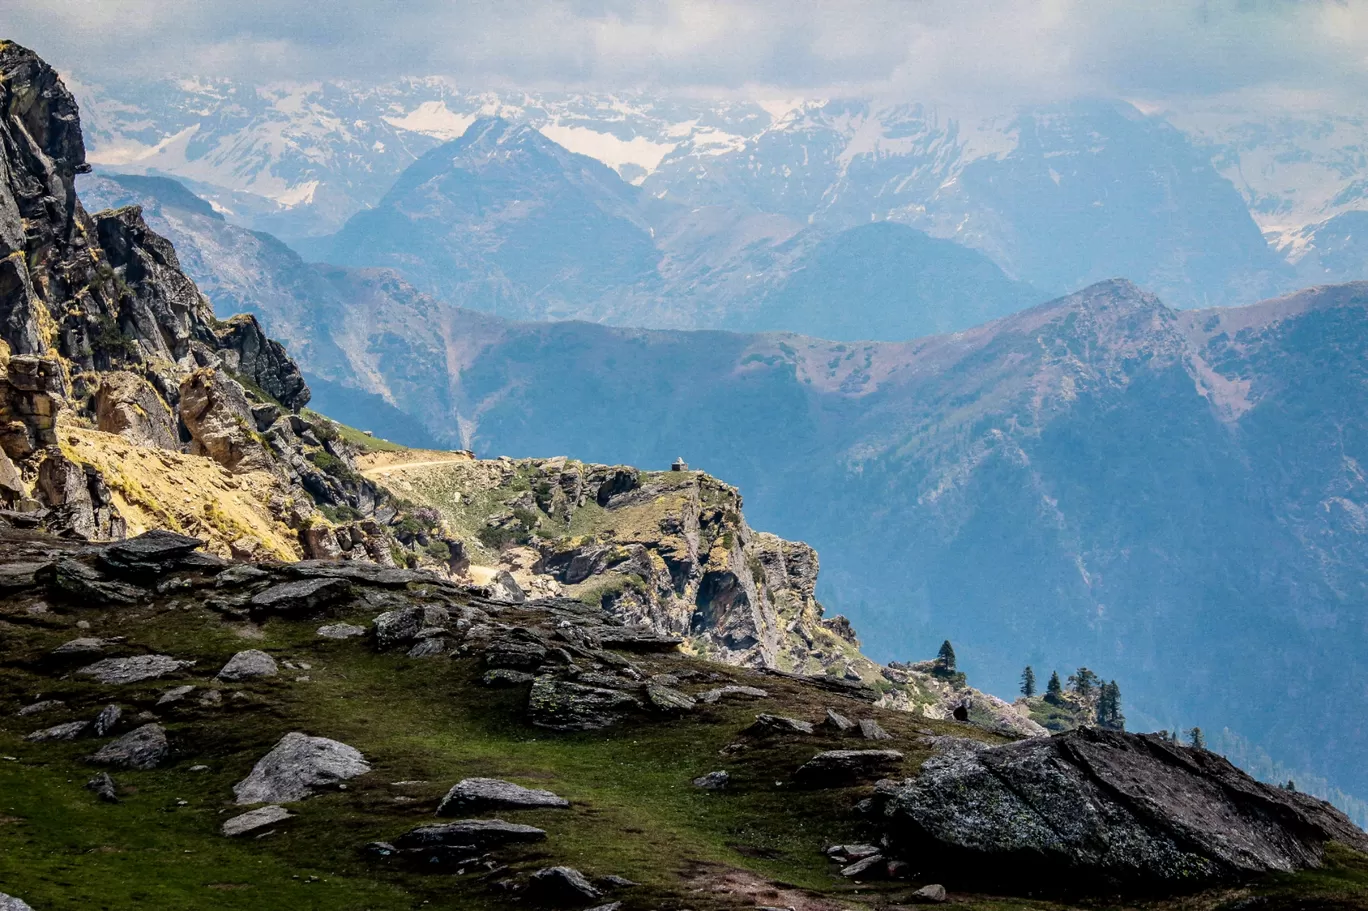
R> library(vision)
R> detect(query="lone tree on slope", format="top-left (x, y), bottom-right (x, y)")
top-left (1020, 665), bottom-right (1036, 698)
top-left (936, 640), bottom-right (957, 674)
top-left (1188, 727), bottom-right (1206, 750)
top-left (1045, 670), bottom-right (1064, 704)
top-left (1069, 667), bottom-right (1100, 701)
top-left (1096, 680), bottom-right (1125, 731)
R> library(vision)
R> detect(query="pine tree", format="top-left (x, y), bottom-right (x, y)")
top-left (1068, 667), bottom-right (1099, 701)
top-left (1188, 727), bottom-right (1206, 750)
top-left (1020, 665), bottom-right (1036, 698)
top-left (1095, 680), bottom-right (1125, 731)
top-left (1285, 780), bottom-right (1297, 792)
top-left (936, 640), bottom-right (957, 673)
top-left (1045, 670), bottom-right (1063, 704)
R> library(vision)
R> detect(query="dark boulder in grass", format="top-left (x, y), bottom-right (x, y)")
top-left (876, 728), bottom-right (1368, 891)
top-left (90, 723), bottom-right (169, 770)
top-left (528, 866), bottom-right (602, 904)
top-left (793, 750), bottom-right (903, 787)
top-left (393, 819), bottom-right (547, 852)
top-left (248, 577), bottom-right (349, 615)
top-left (527, 676), bottom-right (642, 731)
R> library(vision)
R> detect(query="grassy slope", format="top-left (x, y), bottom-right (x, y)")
top-left (2, 590), bottom-right (1367, 910)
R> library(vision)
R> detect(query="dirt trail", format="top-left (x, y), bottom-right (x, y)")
top-left (356, 449), bottom-right (474, 479)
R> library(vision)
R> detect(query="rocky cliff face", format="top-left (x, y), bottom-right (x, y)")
top-left (0, 41), bottom-right (457, 571)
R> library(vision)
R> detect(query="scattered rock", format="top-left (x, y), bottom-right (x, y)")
top-left (880, 728), bottom-right (1368, 888)
top-left (16, 699), bottom-right (64, 716)
top-left (92, 704), bottom-right (122, 736)
top-left (216, 649), bottom-right (278, 682)
top-left (373, 605), bottom-right (448, 649)
top-left (827, 843), bottom-right (881, 861)
top-left (437, 778), bottom-right (569, 815)
top-left (910, 884), bottom-right (948, 903)
top-left (598, 875), bottom-right (638, 888)
top-left (841, 854), bottom-right (885, 878)
top-left (528, 676), bottom-right (642, 731)
top-left (407, 637), bottom-right (452, 659)
top-left (747, 713), bottom-right (815, 735)
top-left (90, 723), bottom-right (169, 770)
top-left (693, 771), bottom-right (729, 789)
top-left (198, 690), bottom-right (224, 707)
top-left (859, 719), bottom-right (893, 741)
top-left (222, 805), bottom-right (293, 837)
top-left (482, 669), bottom-right (534, 686)
top-left (594, 630), bottom-right (683, 652)
top-left (26, 720), bottom-right (89, 742)
top-left (216, 564), bottom-right (271, 588)
top-left (77, 655), bottom-right (191, 685)
top-left (98, 530), bottom-right (205, 577)
top-left (316, 623), bottom-right (366, 640)
top-left (823, 709), bottom-right (856, 733)
top-left (646, 682), bottom-right (696, 713)
top-left (0, 892), bottom-right (35, 911)
top-left (51, 636), bottom-right (118, 656)
top-left (393, 818), bottom-right (547, 852)
top-left (233, 732), bottom-right (371, 804)
top-left (85, 771), bottom-right (118, 803)
top-left (156, 685), bottom-right (195, 706)
top-left (794, 750), bottom-right (903, 787)
top-left (248, 578), bottom-right (349, 615)
top-left (529, 866), bottom-right (602, 904)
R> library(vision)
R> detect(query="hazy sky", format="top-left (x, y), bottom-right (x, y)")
top-left (7, 0), bottom-right (1366, 105)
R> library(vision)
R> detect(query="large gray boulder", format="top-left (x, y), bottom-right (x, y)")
top-left (76, 655), bottom-right (190, 684)
top-left (90, 723), bottom-right (169, 770)
top-left (216, 649), bottom-right (278, 682)
top-left (394, 818), bottom-right (546, 852)
top-left (437, 778), bottom-right (569, 815)
top-left (233, 732), bottom-right (370, 804)
top-left (794, 749), bottom-right (903, 786)
top-left (222, 805), bottom-right (293, 837)
top-left (0, 892), bottom-right (35, 911)
top-left (877, 728), bottom-right (1368, 890)
top-left (527, 676), bottom-right (642, 731)
top-left (528, 866), bottom-right (601, 904)
top-left (249, 578), bottom-right (349, 615)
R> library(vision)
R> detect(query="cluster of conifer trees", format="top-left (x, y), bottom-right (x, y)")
top-left (1018, 663), bottom-right (1125, 730)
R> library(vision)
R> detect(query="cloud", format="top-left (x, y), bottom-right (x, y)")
top-left (5, 0), bottom-right (1368, 106)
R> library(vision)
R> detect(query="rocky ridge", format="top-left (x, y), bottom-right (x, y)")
top-left (0, 41), bottom-right (460, 570)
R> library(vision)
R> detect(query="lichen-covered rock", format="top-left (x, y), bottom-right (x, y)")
top-left (178, 368), bottom-right (272, 474)
top-left (877, 728), bottom-right (1368, 890)
top-left (222, 805), bottom-right (293, 837)
top-left (0, 891), bottom-right (35, 911)
top-left (217, 649), bottom-right (278, 681)
top-left (373, 605), bottom-right (448, 649)
top-left (747, 713), bottom-right (815, 735)
top-left (794, 750), bottom-right (903, 786)
top-left (527, 676), bottom-right (642, 731)
top-left (528, 866), bottom-right (602, 904)
top-left (25, 721), bottom-right (89, 742)
top-left (233, 732), bottom-right (370, 804)
top-left (436, 778), bottom-right (569, 815)
top-left (392, 818), bottom-right (547, 852)
top-left (249, 577), bottom-right (348, 614)
top-left (90, 723), bottom-right (169, 770)
top-left (77, 654), bottom-right (191, 684)
top-left (316, 622), bottom-right (366, 639)
top-left (213, 314), bottom-right (310, 412)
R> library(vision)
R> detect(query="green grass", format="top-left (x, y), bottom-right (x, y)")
top-left (302, 409), bottom-right (407, 453)
top-left (3, 594), bottom-right (1368, 910)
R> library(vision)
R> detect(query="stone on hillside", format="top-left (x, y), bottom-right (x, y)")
top-left (646, 682), bottom-right (696, 713)
top-left (16, 699), bottom-right (64, 716)
top-left (51, 637), bottom-right (117, 656)
top-left (0, 892), bottom-right (35, 911)
top-left (156, 685), bottom-right (195, 706)
top-left (90, 724), bottom-right (169, 770)
top-left (25, 720), bottom-right (88, 742)
top-left (794, 750), bottom-right (903, 787)
top-left (528, 676), bottom-right (642, 731)
top-left (86, 771), bottom-right (119, 803)
top-left (373, 605), bottom-right (448, 649)
top-left (316, 623), bottom-right (366, 640)
top-left (693, 771), bottom-right (729, 789)
top-left (233, 732), bottom-right (370, 804)
top-left (394, 818), bottom-right (547, 852)
top-left (880, 728), bottom-right (1368, 888)
top-left (77, 655), bottom-right (191, 685)
top-left (840, 854), bottom-right (885, 878)
top-left (482, 668), bottom-right (535, 686)
top-left (222, 805), bottom-right (293, 837)
top-left (529, 866), bottom-right (602, 904)
top-left (827, 843), bottom-right (881, 861)
top-left (594, 629), bottom-right (683, 652)
top-left (179, 367), bottom-right (273, 474)
top-left (484, 633), bottom-right (548, 669)
top-left (484, 569), bottom-right (526, 605)
top-left (859, 719), bottom-right (893, 741)
top-left (407, 637), bottom-right (452, 658)
top-left (249, 577), bottom-right (349, 614)
top-left (823, 709), bottom-right (856, 733)
top-left (37, 557), bottom-right (140, 603)
top-left (98, 529), bottom-right (203, 577)
top-left (747, 713), bottom-right (815, 735)
top-left (216, 649), bottom-right (278, 681)
top-left (911, 884), bottom-right (948, 903)
top-left (437, 778), bottom-right (570, 816)
top-left (92, 704), bottom-right (122, 736)
top-left (216, 564), bottom-right (270, 587)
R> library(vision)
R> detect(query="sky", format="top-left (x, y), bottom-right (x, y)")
top-left (5, 0), bottom-right (1367, 106)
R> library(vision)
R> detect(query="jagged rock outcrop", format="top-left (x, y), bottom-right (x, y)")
top-left (94, 371), bottom-right (179, 450)
top-left (873, 728), bottom-right (1368, 891)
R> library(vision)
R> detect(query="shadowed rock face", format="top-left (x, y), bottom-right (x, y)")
top-left (876, 728), bottom-right (1368, 891)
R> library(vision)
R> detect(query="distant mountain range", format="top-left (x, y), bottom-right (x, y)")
top-left (81, 169), bottom-right (1368, 806)
top-left (70, 76), bottom-right (1368, 309)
